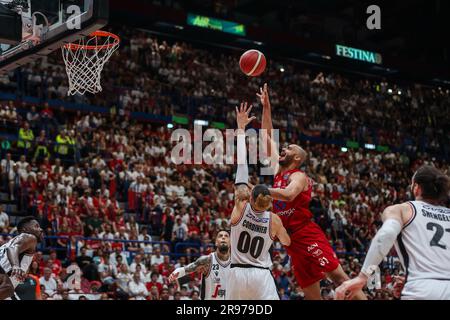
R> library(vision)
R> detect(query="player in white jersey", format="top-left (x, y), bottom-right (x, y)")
top-left (168, 230), bottom-right (231, 300)
top-left (336, 165), bottom-right (450, 300)
top-left (226, 102), bottom-right (291, 300)
top-left (0, 216), bottom-right (44, 300)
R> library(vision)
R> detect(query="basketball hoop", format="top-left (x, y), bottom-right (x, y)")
top-left (62, 30), bottom-right (120, 96)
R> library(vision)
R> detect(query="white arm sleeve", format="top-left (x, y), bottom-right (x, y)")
top-left (361, 219), bottom-right (402, 276)
top-left (173, 267), bottom-right (186, 279)
top-left (235, 132), bottom-right (248, 185)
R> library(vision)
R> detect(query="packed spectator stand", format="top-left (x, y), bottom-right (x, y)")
top-left (0, 26), bottom-right (448, 300)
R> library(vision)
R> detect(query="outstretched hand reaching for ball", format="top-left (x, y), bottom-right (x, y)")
top-left (235, 102), bottom-right (256, 130)
top-left (257, 83), bottom-right (271, 109)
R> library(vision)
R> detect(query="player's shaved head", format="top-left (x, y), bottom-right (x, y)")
top-left (290, 144), bottom-right (308, 163)
top-left (279, 144), bottom-right (308, 169)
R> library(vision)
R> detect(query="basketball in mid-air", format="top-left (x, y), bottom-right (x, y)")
top-left (239, 49), bottom-right (266, 77)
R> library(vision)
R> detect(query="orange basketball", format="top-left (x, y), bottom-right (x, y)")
top-left (239, 49), bottom-right (266, 77)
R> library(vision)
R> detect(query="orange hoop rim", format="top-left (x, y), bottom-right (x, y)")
top-left (63, 30), bottom-right (120, 51)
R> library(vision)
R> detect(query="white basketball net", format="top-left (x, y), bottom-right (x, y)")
top-left (62, 31), bottom-right (119, 96)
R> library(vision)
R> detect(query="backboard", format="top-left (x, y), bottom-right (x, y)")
top-left (0, 0), bottom-right (109, 73)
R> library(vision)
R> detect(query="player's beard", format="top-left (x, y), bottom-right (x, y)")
top-left (218, 244), bottom-right (229, 254)
top-left (279, 154), bottom-right (294, 167)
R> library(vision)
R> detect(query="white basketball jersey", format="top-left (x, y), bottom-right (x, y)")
top-left (0, 234), bottom-right (34, 277)
top-left (231, 202), bottom-right (274, 269)
top-left (394, 201), bottom-right (450, 282)
top-left (201, 252), bottom-right (230, 300)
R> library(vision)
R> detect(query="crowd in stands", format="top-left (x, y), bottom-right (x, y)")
top-left (1, 27), bottom-right (448, 160)
top-left (0, 26), bottom-right (448, 300)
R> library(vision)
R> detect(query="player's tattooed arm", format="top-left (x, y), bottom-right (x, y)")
top-left (184, 255), bottom-right (212, 275)
top-left (168, 255), bottom-right (212, 282)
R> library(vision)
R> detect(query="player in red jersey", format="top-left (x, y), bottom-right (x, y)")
top-left (258, 84), bottom-right (366, 300)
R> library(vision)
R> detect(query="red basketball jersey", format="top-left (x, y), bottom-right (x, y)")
top-left (272, 169), bottom-right (314, 234)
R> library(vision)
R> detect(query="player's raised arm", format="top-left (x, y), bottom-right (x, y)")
top-left (335, 203), bottom-right (410, 300)
top-left (268, 171), bottom-right (307, 202)
top-left (271, 214), bottom-right (291, 246)
top-left (168, 255), bottom-right (212, 282)
top-left (258, 84), bottom-right (279, 173)
top-left (6, 234), bottom-right (37, 280)
top-left (231, 102), bottom-right (255, 225)
top-left (258, 83), bottom-right (273, 134)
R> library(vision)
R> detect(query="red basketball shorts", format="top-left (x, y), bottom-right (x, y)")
top-left (286, 221), bottom-right (340, 288)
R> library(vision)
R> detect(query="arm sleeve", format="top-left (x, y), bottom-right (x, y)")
top-left (172, 267), bottom-right (186, 278)
top-left (235, 132), bottom-right (248, 185)
top-left (361, 219), bottom-right (402, 276)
